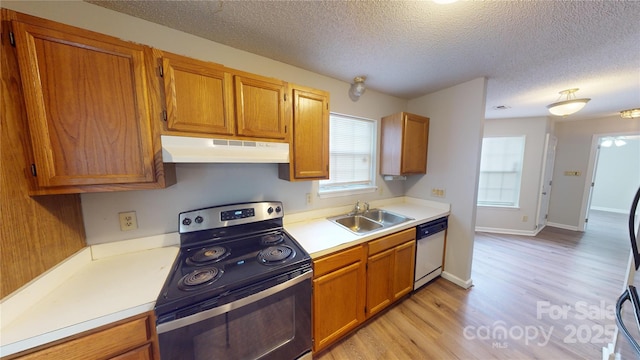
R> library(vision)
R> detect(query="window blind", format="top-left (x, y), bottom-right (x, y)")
top-left (320, 114), bottom-right (375, 192)
top-left (477, 136), bottom-right (526, 207)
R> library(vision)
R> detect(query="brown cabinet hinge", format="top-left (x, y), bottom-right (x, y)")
top-left (162, 110), bottom-right (167, 121)
top-left (284, 94), bottom-right (287, 101)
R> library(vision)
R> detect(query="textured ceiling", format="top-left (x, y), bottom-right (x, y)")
top-left (87, 0), bottom-right (640, 121)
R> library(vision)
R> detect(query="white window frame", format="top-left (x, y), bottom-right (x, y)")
top-left (318, 113), bottom-right (377, 198)
top-left (477, 136), bottom-right (526, 208)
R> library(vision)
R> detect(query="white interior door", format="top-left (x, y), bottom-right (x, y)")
top-left (536, 134), bottom-right (557, 230)
top-left (582, 144), bottom-right (602, 231)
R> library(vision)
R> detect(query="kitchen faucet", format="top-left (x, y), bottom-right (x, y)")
top-left (349, 200), bottom-right (370, 215)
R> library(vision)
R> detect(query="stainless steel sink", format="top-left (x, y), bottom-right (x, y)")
top-left (328, 209), bottom-right (413, 235)
top-left (332, 215), bottom-right (383, 234)
top-left (361, 209), bottom-right (412, 227)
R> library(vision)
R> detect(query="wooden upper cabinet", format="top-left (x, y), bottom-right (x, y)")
top-left (160, 51), bottom-right (234, 136)
top-left (380, 112), bottom-right (429, 176)
top-left (10, 13), bottom-right (173, 192)
top-left (279, 84), bottom-right (329, 181)
top-left (234, 72), bottom-right (288, 140)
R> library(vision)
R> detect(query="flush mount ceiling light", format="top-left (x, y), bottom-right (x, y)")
top-left (546, 88), bottom-right (591, 116)
top-left (620, 108), bottom-right (640, 119)
top-left (349, 76), bottom-right (366, 101)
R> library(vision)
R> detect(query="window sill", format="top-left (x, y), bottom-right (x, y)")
top-left (318, 186), bottom-right (378, 199)
top-left (477, 204), bottom-right (521, 210)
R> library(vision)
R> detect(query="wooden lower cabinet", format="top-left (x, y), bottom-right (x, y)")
top-left (366, 228), bottom-right (416, 318)
top-left (312, 245), bottom-right (366, 353)
top-left (109, 344), bottom-right (153, 360)
top-left (312, 228), bottom-right (417, 354)
top-left (7, 312), bottom-right (160, 360)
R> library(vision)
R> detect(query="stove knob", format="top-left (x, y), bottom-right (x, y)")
top-left (275, 206), bottom-right (281, 213)
top-left (182, 218), bottom-right (192, 226)
top-left (195, 216), bottom-right (204, 224)
top-left (267, 207), bottom-right (274, 214)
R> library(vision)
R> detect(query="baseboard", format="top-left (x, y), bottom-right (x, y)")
top-left (590, 206), bottom-right (629, 214)
top-left (546, 222), bottom-right (579, 231)
top-left (474, 226), bottom-right (538, 236)
top-left (441, 271), bottom-right (473, 289)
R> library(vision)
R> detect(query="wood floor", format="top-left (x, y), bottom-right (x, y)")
top-left (316, 210), bottom-right (630, 359)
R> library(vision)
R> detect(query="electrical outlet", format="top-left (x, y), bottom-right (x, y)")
top-left (522, 215), bottom-right (528, 222)
top-left (119, 211), bottom-right (138, 231)
top-left (431, 188), bottom-right (446, 198)
top-left (306, 193), bottom-right (312, 204)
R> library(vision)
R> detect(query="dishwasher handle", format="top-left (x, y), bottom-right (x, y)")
top-left (416, 217), bottom-right (448, 239)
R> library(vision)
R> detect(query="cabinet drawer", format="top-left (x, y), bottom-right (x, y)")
top-left (368, 228), bottom-right (415, 255)
top-left (109, 344), bottom-right (153, 360)
top-left (314, 245), bottom-right (365, 277)
top-left (14, 314), bottom-right (154, 360)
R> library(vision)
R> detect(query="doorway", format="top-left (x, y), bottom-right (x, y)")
top-left (580, 132), bottom-right (640, 231)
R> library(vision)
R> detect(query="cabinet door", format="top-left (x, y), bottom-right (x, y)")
top-left (234, 73), bottom-right (287, 140)
top-left (312, 253), bottom-right (366, 352)
top-left (12, 20), bottom-right (156, 187)
top-left (400, 113), bottom-right (429, 174)
top-left (366, 248), bottom-right (394, 317)
top-left (279, 85), bottom-right (329, 181)
top-left (161, 52), bottom-right (234, 135)
top-left (392, 240), bottom-right (416, 300)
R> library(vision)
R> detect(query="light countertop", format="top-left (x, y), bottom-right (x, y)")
top-left (285, 197), bottom-right (450, 258)
top-left (0, 196), bottom-right (448, 357)
top-left (0, 234), bottom-right (180, 357)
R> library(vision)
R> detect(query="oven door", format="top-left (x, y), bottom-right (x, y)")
top-left (156, 271), bottom-right (312, 360)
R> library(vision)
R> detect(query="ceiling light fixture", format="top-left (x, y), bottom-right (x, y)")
top-left (546, 88), bottom-right (591, 116)
top-left (620, 108), bottom-right (640, 119)
top-left (349, 76), bottom-right (366, 101)
top-left (600, 136), bottom-right (627, 148)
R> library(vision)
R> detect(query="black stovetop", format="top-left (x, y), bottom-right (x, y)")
top-left (154, 202), bottom-right (311, 324)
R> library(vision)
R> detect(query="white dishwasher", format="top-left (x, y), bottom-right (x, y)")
top-left (414, 217), bottom-right (447, 290)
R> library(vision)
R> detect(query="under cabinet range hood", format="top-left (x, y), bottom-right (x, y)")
top-left (160, 135), bottom-right (289, 163)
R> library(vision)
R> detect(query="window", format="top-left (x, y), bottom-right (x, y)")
top-left (319, 113), bottom-right (376, 196)
top-left (477, 136), bottom-right (526, 207)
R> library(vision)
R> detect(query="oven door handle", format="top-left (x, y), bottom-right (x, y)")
top-left (157, 270), bottom-right (312, 334)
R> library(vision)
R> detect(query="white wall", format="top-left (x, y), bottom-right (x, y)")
top-left (406, 77), bottom-right (487, 287)
top-left (475, 117), bottom-right (552, 234)
top-left (590, 138), bottom-right (640, 213)
top-left (548, 116), bottom-right (640, 228)
top-left (3, 1), bottom-right (408, 244)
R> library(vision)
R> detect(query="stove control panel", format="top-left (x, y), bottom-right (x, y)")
top-left (221, 208), bottom-right (255, 221)
top-left (179, 201), bottom-right (284, 233)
